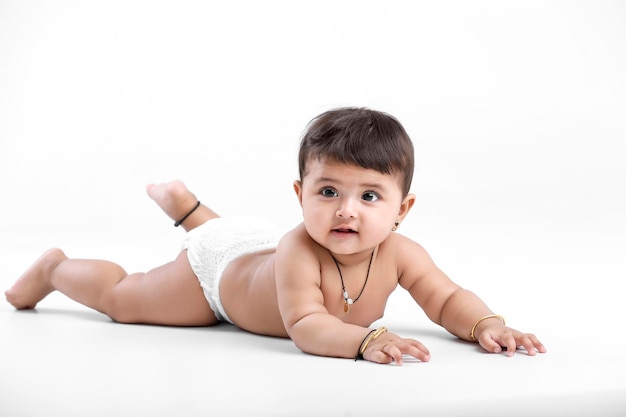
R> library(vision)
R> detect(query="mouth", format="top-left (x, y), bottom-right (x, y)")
top-left (332, 227), bottom-right (357, 234)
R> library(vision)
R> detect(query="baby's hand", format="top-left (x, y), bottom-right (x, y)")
top-left (363, 332), bottom-right (431, 365)
top-left (477, 324), bottom-right (547, 356)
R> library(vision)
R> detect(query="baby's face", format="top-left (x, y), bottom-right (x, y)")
top-left (295, 159), bottom-right (406, 256)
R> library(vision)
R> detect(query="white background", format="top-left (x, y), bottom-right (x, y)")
top-left (1, 1), bottom-right (625, 416)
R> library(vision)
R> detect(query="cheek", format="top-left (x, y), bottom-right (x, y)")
top-left (302, 198), bottom-right (332, 215)
top-left (301, 203), bottom-right (328, 226)
top-left (372, 222), bottom-right (393, 238)
top-left (368, 206), bottom-right (400, 230)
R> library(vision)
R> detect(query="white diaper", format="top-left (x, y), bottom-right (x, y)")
top-left (181, 215), bottom-right (282, 324)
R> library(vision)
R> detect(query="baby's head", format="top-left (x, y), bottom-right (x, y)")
top-left (298, 107), bottom-right (414, 196)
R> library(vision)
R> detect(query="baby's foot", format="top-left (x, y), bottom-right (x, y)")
top-left (146, 180), bottom-right (199, 221)
top-left (5, 248), bottom-right (66, 309)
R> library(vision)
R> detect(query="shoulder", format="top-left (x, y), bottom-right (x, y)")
top-left (275, 223), bottom-right (325, 276)
top-left (277, 223), bottom-right (318, 256)
top-left (381, 232), bottom-right (439, 289)
top-left (380, 232), bottom-right (430, 261)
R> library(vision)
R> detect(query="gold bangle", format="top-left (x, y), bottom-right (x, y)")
top-left (470, 315), bottom-right (505, 341)
top-left (356, 326), bottom-right (388, 360)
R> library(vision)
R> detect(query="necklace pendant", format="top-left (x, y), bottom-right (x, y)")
top-left (344, 298), bottom-right (353, 313)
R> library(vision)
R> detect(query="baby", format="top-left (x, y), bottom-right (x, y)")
top-left (5, 107), bottom-right (546, 364)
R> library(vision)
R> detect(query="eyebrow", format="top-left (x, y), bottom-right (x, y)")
top-left (316, 177), bottom-right (384, 190)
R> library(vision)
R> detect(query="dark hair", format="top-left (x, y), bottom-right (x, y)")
top-left (298, 107), bottom-right (414, 196)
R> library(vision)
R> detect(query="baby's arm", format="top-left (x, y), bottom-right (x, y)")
top-left (274, 235), bottom-right (366, 357)
top-left (274, 228), bottom-right (429, 363)
top-left (398, 238), bottom-right (546, 356)
top-left (438, 288), bottom-right (545, 356)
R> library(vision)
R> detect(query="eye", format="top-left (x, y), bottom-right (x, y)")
top-left (362, 192), bottom-right (380, 202)
top-left (320, 187), bottom-right (338, 198)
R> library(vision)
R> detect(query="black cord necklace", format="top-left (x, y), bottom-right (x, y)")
top-left (329, 248), bottom-right (375, 313)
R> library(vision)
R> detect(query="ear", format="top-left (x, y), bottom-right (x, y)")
top-left (397, 193), bottom-right (416, 222)
top-left (293, 180), bottom-right (304, 206)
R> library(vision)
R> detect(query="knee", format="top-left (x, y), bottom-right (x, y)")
top-left (103, 283), bottom-right (141, 324)
top-left (106, 299), bottom-right (140, 324)
top-left (106, 301), bottom-right (136, 324)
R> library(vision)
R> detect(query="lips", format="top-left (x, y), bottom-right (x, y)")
top-left (332, 227), bottom-right (357, 234)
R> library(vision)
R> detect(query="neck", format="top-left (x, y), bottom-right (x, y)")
top-left (328, 247), bottom-right (377, 268)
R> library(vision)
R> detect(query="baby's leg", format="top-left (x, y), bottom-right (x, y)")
top-left (5, 248), bottom-right (217, 326)
top-left (146, 180), bottom-right (219, 232)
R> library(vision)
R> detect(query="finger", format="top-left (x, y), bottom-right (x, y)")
top-left (519, 333), bottom-right (547, 355)
top-left (483, 331), bottom-right (514, 355)
top-left (504, 333), bottom-right (517, 357)
top-left (529, 334), bottom-right (547, 353)
top-left (368, 347), bottom-right (394, 364)
top-left (406, 343), bottom-right (431, 362)
top-left (479, 333), bottom-right (503, 354)
top-left (518, 334), bottom-right (537, 356)
top-left (384, 344), bottom-right (405, 365)
top-left (411, 339), bottom-right (431, 357)
top-left (393, 339), bottom-right (430, 362)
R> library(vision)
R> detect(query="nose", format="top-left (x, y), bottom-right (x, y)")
top-left (336, 197), bottom-right (358, 219)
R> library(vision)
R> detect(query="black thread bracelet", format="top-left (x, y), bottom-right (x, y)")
top-left (355, 329), bottom-right (377, 361)
top-left (174, 201), bottom-right (201, 227)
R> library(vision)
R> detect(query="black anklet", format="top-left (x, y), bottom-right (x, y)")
top-left (174, 201), bottom-right (201, 227)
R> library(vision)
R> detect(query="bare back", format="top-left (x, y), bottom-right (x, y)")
top-left (219, 248), bottom-right (286, 336)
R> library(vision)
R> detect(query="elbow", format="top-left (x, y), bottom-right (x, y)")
top-left (283, 313), bottom-right (312, 348)
top-left (435, 287), bottom-right (467, 326)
